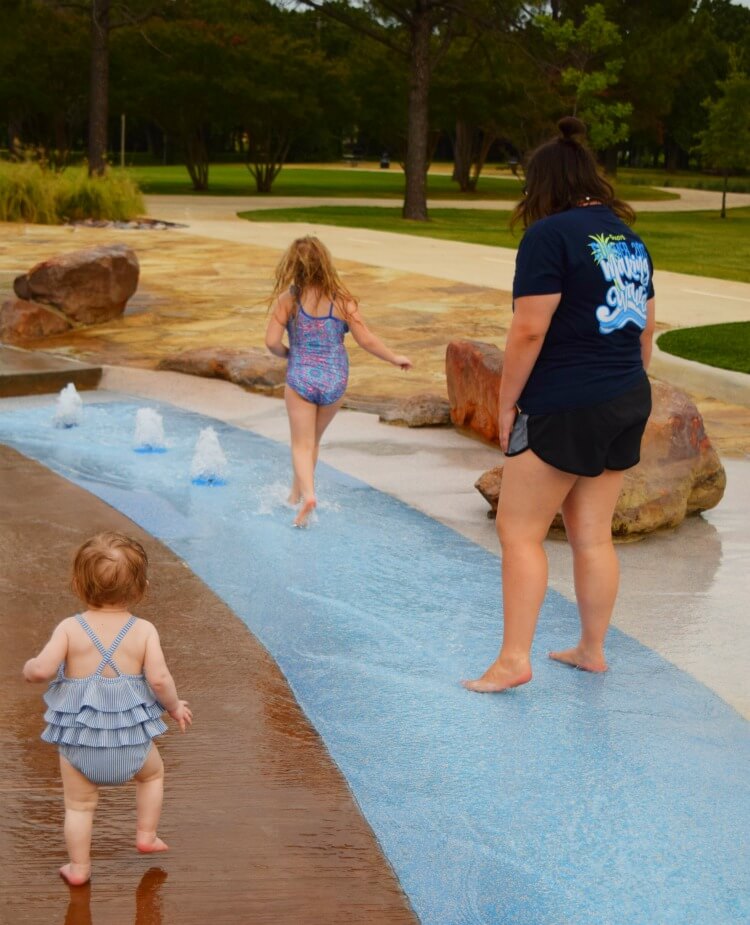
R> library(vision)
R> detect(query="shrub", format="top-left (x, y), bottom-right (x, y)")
top-left (0, 161), bottom-right (144, 224)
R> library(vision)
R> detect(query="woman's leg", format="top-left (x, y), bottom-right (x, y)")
top-left (285, 385), bottom-right (319, 526)
top-left (463, 451), bottom-right (576, 693)
top-left (59, 754), bottom-right (99, 884)
top-left (549, 468), bottom-right (625, 672)
top-left (134, 745), bottom-right (168, 853)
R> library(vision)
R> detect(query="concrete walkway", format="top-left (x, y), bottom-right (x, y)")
top-left (145, 185), bottom-right (750, 215)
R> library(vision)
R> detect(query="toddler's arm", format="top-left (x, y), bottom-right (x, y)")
top-left (265, 295), bottom-right (291, 359)
top-left (23, 620), bottom-right (70, 682)
top-left (144, 625), bottom-right (193, 732)
top-left (347, 303), bottom-right (412, 370)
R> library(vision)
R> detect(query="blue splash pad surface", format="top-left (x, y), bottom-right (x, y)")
top-left (2, 399), bottom-right (748, 925)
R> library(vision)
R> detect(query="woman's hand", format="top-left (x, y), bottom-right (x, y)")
top-left (168, 700), bottom-right (193, 733)
top-left (392, 354), bottom-right (413, 371)
top-left (498, 405), bottom-right (518, 454)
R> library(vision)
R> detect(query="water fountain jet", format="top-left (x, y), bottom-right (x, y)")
top-left (53, 383), bottom-right (83, 429)
top-left (191, 427), bottom-right (227, 485)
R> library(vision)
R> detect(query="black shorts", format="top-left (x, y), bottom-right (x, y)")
top-left (505, 375), bottom-right (652, 477)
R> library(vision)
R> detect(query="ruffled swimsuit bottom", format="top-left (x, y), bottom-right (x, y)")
top-left (42, 615), bottom-right (166, 786)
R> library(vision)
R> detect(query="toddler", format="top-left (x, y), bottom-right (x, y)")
top-left (23, 532), bottom-right (192, 885)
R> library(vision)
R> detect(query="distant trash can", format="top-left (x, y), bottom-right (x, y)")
top-left (380, 152), bottom-right (390, 169)
top-left (508, 157), bottom-right (519, 176)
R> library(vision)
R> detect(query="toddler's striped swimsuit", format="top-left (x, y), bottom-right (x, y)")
top-left (42, 615), bottom-right (166, 786)
top-left (286, 297), bottom-right (349, 406)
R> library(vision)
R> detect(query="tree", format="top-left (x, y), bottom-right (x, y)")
top-left (538, 4), bottom-right (632, 154)
top-left (695, 60), bottom-right (750, 218)
top-left (292, 1), bottom-right (521, 220)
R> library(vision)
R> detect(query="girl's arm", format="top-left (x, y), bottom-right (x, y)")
top-left (143, 626), bottom-right (192, 732)
top-left (265, 294), bottom-right (291, 359)
top-left (346, 303), bottom-right (412, 370)
top-left (498, 293), bottom-right (560, 452)
top-left (23, 621), bottom-right (70, 682)
top-left (640, 298), bottom-right (656, 370)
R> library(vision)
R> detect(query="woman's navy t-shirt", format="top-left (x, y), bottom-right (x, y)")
top-left (512, 205), bottom-right (654, 414)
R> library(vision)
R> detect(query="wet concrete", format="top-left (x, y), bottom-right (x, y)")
top-left (0, 444), bottom-right (417, 925)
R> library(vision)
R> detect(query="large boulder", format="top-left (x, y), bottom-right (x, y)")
top-left (13, 244), bottom-right (139, 325)
top-left (158, 347), bottom-right (286, 395)
top-left (446, 340), bottom-right (726, 537)
top-left (446, 340), bottom-right (503, 442)
top-left (0, 298), bottom-right (71, 345)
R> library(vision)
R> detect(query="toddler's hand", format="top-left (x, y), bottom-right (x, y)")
top-left (393, 355), bottom-right (413, 371)
top-left (168, 700), bottom-right (193, 733)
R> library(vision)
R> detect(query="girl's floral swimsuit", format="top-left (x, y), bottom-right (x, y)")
top-left (286, 294), bottom-right (349, 406)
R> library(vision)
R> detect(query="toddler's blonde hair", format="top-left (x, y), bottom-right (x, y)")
top-left (269, 236), bottom-right (357, 319)
top-left (72, 532), bottom-right (148, 608)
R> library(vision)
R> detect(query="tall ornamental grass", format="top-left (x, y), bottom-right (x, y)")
top-left (0, 161), bottom-right (144, 224)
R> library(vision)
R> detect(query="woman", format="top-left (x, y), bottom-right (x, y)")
top-left (463, 117), bottom-right (655, 693)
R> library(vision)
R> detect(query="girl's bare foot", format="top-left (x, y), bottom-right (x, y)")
top-left (461, 657), bottom-right (532, 693)
top-left (59, 863), bottom-right (91, 886)
top-left (136, 832), bottom-right (169, 854)
top-left (548, 646), bottom-right (608, 673)
top-left (293, 496), bottom-right (316, 528)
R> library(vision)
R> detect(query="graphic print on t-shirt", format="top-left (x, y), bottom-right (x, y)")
top-left (588, 233), bottom-right (650, 335)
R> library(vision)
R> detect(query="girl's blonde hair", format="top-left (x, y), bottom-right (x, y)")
top-left (269, 236), bottom-right (358, 319)
top-left (72, 532), bottom-right (148, 608)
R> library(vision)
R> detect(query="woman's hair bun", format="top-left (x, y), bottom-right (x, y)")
top-left (558, 116), bottom-right (586, 141)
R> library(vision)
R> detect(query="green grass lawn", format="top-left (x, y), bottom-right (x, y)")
top-left (134, 164), bottom-right (675, 202)
top-left (238, 205), bottom-right (750, 284)
top-left (658, 322), bottom-right (750, 374)
top-left (619, 167), bottom-right (750, 194)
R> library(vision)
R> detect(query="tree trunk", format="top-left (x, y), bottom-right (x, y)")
top-left (453, 120), bottom-right (473, 192)
top-left (87, 0), bottom-right (110, 177)
top-left (721, 170), bottom-right (727, 219)
top-left (402, 4), bottom-right (431, 221)
top-left (602, 145), bottom-right (618, 177)
top-left (183, 125), bottom-right (210, 192)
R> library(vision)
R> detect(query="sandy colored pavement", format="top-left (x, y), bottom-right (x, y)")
top-left (0, 443), bottom-right (417, 925)
top-left (1, 220), bottom-right (748, 456)
top-left (144, 196), bottom-right (750, 331)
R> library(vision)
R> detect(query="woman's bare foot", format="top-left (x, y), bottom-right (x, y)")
top-left (461, 657), bottom-right (532, 693)
top-left (293, 496), bottom-right (316, 528)
top-left (548, 646), bottom-right (608, 673)
top-left (59, 863), bottom-right (91, 886)
top-left (136, 832), bottom-right (169, 854)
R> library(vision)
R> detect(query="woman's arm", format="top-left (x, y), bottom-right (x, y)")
top-left (640, 298), bottom-right (656, 370)
top-left (346, 304), bottom-right (412, 370)
top-left (22, 621), bottom-right (69, 682)
top-left (498, 293), bottom-right (560, 452)
top-left (265, 295), bottom-right (291, 359)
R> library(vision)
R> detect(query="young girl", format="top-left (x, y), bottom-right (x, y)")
top-left (22, 532), bottom-right (192, 885)
top-left (265, 236), bottom-right (413, 527)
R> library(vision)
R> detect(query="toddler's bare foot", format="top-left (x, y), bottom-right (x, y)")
top-left (548, 646), bottom-right (608, 673)
top-left (59, 863), bottom-right (91, 886)
top-left (293, 496), bottom-right (316, 528)
top-left (136, 832), bottom-right (169, 854)
top-left (462, 657), bottom-right (532, 693)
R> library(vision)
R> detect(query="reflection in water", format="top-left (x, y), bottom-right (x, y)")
top-left (63, 868), bottom-right (167, 925)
